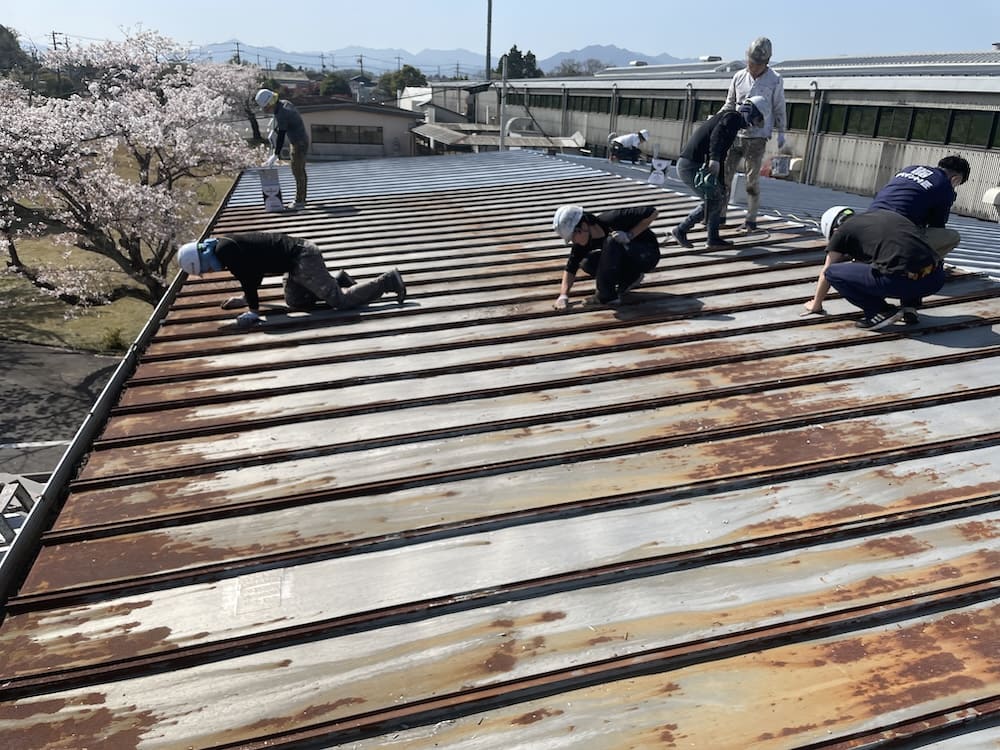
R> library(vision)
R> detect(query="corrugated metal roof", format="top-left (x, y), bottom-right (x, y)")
top-left (1, 150), bottom-right (998, 749)
top-left (568, 155), bottom-right (1000, 279)
top-left (596, 50), bottom-right (1000, 80)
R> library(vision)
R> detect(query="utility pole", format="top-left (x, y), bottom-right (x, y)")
top-left (485, 0), bottom-right (492, 81)
top-left (357, 55), bottom-right (364, 76)
top-left (51, 31), bottom-right (62, 92)
top-left (395, 56), bottom-right (402, 71)
top-left (234, 41), bottom-right (241, 64)
top-left (320, 53), bottom-right (325, 71)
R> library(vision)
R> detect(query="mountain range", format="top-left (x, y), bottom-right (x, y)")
top-left (197, 40), bottom-right (691, 77)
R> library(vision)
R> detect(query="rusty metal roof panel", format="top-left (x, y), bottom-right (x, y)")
top-left (1, 151), bottom-right (998, 749)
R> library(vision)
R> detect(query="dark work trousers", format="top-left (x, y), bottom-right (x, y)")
top-left (675, 157), bottom-right (726, 243)
top-left (824, 262), bottom-right (946, 318)
top-left (594, 232), bottom-right (661, 301)
top-left (285, 242), bottom-right (392, 310)
top-left (611, 143), bottom-right (641, 162)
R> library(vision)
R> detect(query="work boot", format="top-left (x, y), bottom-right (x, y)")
top-left (383, 268), bottom-right (406, 304)
top-left (335, 270), bottom-right (356, 288)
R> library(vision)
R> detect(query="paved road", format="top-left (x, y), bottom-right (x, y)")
top-left (1, 341), bottom-right (119, 478)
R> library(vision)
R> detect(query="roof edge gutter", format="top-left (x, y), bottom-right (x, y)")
top-left (0, 168), bottom-right (249, 611)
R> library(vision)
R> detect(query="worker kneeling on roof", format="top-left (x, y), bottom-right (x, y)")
top-left (177, 232), bottom-right (406, 328)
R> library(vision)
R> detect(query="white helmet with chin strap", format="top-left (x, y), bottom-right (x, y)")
top-left (177, 239), bottom-right (222, 276)
top-left (177, 241), bottom-right (202, 275)
top-left (254, 89), bottom-right (276, 109)
top-left (821, 206), bottom-right (855, 239)
top-left (553, 205), bottom-right (584, 243)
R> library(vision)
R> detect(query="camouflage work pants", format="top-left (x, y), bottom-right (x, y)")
top-left (284, 242), bottom-right (389, 310)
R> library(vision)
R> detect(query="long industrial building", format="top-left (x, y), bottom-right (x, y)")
top-left (445, 50), bottom-right (1000, 221)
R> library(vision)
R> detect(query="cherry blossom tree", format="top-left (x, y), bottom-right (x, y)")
top-left (0, 30), bottom-right (265, 306)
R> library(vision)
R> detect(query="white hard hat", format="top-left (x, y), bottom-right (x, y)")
top-left (739, 95), bottom-right (770, 127)
top-left (553, 205), bottom-right (584, 243)
top-left (639, 129), bottom-right (649, 140)
top-left (820, 206), bottom-right (855, 240)
top-left (177, 241), bottom-right (201, 275)
top-left (255, 89), bottom-right (276, 108)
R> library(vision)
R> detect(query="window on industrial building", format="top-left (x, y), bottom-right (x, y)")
top-left (876, 107), bottom-right (912, 140)
top-left (640, 98), bottom-right (653, 118)
top-left (652, 99), bottom-right (666, 119)
top-left (694, 100), bottom-right (724, 121)
top-left (312, 125), bottom-right (384, 145)
top-left (845, 106), bottom-right (877, 137)
top-left (821, 104), bottom-right (846, 134)
top-left (910, 108), bottom-right (949, 143)
top-left (949, 110), bottom-right (994, 147)
top-left (619, 97), bottom-right (643, 117)
top-left (664, 99), bottom-right (683, 120)
top-left (787, 103), bottom-right (810, 131)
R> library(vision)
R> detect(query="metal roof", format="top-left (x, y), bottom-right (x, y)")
top-left (595, 50), bottom-right (1000, 80)
top-left (1, 150), bottom-right (999, 748)
top-left (569, 155), bottom-right (1000, 280)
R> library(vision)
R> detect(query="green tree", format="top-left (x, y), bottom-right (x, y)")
top-left (497, 45), bottom-right (543, 79)
top-left (377, 64), bottom-right (427, 95)
top-left (319, 71), bottom-right (352, 97)
top-left (0, 25), bottom-right (31, 72)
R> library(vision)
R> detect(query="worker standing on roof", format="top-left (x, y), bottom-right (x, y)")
top-left (718, 37), bottom-right (787, 233)
top-left (176, 233), bottom-right (406, 328)
top-left (255, 89), bottom-right (309, 210)
top-left (551, 204), bottom-right (661, 309)
top-left (670, 97), bottom-right (768, 250)
top-left (608, 129), bottom-right (650, 164)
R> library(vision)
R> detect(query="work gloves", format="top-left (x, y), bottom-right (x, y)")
top-left (610, 230), bottom-right (631, 245)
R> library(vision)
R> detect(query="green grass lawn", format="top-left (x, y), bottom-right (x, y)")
top-left (1, 174), bottom-right (235, 354)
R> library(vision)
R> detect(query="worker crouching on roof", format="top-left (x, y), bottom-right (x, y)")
top-left (551, 204), bottom-right (661, 309)
top-left (177, 233), bottom-right (406, 328)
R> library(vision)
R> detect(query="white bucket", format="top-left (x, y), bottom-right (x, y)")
top-left (257, 168), bottom-right (284, 212)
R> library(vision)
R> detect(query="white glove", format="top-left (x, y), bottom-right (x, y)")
top-left (708, 160), bottom-right (720, 176)
top-left (263, 154), bottom-right (278, 168)
top-left (611, 230), bottom-right (630, 245)
top-left (777, 133), bottom-right (786, 149)
top-left (554, 294), bottom-right (569, 311)
top-left (236, 310), bottom-right (261, 328)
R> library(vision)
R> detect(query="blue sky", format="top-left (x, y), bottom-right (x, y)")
top-left (7, 0), bottom-right (1000, 63)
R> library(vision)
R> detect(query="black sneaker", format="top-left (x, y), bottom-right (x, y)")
top-left (670, 226), bottom-right (694, 248)
top-left (855, 306), bottom-right (903, 330)
top-left (901, 306), bottom-right (919, 325)
top-left (705, 238), bottom-right (734, 249)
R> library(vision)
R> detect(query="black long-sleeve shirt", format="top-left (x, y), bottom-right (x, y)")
top-left (214, 233), bottom-right (304, 310)
top-left (679, 110), bottom-right (744, 186)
